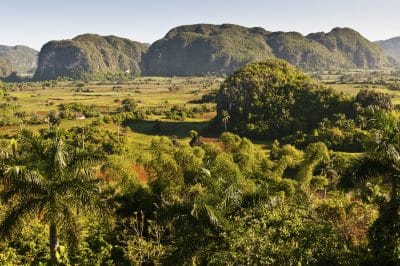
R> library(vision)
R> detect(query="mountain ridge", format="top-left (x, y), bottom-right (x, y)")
top-left (33, 24), bottom-right (395, 80)
top-left (143, 24), bottom-right (393, 76)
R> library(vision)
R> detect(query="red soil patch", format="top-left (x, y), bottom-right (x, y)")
top-left (96, 169), bottom-right (114, 182)
top-left (201, 137), bottom-right (225, 150)
top-left (37, 111), bottom-right (49, 115)
top-left (133, 164), bottom-right (150, 183)
top-left (199, 112), bottom-right (216, 120)
top-left (0, 125), bottom-right (19, 131)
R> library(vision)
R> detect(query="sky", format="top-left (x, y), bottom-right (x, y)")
top-left (1, 0), bottom-right (400, 50)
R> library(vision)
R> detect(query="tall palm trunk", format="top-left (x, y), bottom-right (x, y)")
top-left (391, 175), bottom-right (398, 203)
top-left (50, 223), bottom-right (59, 265)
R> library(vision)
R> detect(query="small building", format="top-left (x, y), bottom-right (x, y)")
top-left (75, 112), bottom-right (86, 120)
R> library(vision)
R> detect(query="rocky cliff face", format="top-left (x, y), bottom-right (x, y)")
top-left (34, 34), bottom-right (148, 80)
top-left (0, 45), bottom-right (38, 74)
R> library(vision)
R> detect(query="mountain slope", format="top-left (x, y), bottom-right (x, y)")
top-left (143, 24), bottom-right (274, 76)
top-left (144, 24), bottom-right (392, 76)
top-left (307, 27), bottom-right (391, 68)
top-left (266, 31), bottom-right (349, 70)
top-left (376, 36), bottom-right (400, 60)
top-left (0, 58), bottom-right (13, 78)
top-left (0, 45), bottom-right (38, 74)
top-left (34, 34), bottom-right (148, 80)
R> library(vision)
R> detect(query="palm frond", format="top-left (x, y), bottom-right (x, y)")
top-left (218, 184), bottom-right (242, 211)
top-left (54, 178), bottom-right (99, 207)
top-left (204, 204), bottom-right (224, 227)
top-left (339, 155), bottom-right (397, 190)
top-left (53, 137), bottom-right (68, 171)
top-left (0, 166), bottom-right (46, 201)
top-left (0, 198), bottom-right (41, 239)
top-left (18, 129), bottom-right (46, 159)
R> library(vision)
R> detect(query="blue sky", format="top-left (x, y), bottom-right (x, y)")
top-left (1, 0), bottom-right (400, 50)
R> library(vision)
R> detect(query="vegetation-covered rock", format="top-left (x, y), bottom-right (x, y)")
top-left (34, 34), bottom-right (148, 80)
top-left (0, 58), bottom-right (13, 78)
top-left (265, 31), bottom-right (349, 70)
top-left (143, 24), bottom-right (273, 76)
top-left (0, 45), bottom-right (38, 74)
top-left (307, 27), bottom-right (391, 69)
top-left (144, 24), bottom-right (392, 76)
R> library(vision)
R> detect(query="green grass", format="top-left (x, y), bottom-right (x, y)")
top-left (0, 77), bottom-right (220, 150)
top-left (2, 73), bottom-right (399, 151)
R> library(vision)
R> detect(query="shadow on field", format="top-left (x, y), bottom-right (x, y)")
top-left (123, 119), bottom-right (218, 138)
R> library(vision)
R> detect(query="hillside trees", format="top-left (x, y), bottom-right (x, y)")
top-left (341, 109), bottom-right (400, 264)
top-left (216, 59), bottom-right (348, 138)
top-left (0, 129), bottom-right (105, 264)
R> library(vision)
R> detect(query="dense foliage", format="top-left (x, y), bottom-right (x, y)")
top-left (0, 129), bottom-right (382, 265)
top-left (216, 60), bottom-right (351, 138)
top-left (216, 60), bottom-right (396, 153)
top-left (1, 60), bottom-right (400, 264)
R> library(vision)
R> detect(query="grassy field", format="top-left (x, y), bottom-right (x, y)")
top-left (0, 77), bottom-right (221, 150)
top-left (1, 72), bottom-right (399, 151)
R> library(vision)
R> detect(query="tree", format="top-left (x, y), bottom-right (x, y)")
top-left (0, 129), bottom-right (104, 264)
top-left (355, 89), bottom-right (393, 110)
top-left (112, 115), bottom-right (124, 143)
top-left (14, 111), bottom-right (28, 126)
top-left (221, 110), bottom-right (230, 132)
top-left (216, 59), bottom-right (343, 138)
top-left (340, 109), bottom-right (400, 264)
top-left (120, 98), bottom-right (137, 112)
top-left (47, 110), bottom-right (61, 128)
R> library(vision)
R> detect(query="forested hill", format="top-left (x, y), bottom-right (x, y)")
top-left (142, 24), bottom-right (273, 76)
top-left (143, 24), bottom-right (392, 76)
top-left (34, 34), bottom-right (148, 80)
top-left (0, 45), bottom-right (38, 74)
top-left (33, 24), bottom-right (394, 80)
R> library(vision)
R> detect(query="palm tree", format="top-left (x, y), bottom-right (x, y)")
top-left (221, 110), bottom-right (230, 132)
top-left (112, 114), bottom-right (124, 143)
top-left (0, 129), bottom-right (104, 264)
top-left (340, 109), bottom-right (400, 264)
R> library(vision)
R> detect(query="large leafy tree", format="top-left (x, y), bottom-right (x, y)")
top-left (0, 129), bottom-right (104, 264)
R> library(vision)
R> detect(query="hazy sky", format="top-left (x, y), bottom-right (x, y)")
top-left (2, 0), bottom-right (400, 50)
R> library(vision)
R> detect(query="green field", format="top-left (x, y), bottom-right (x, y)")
top-left (1, 73), bottom-right (400, 150)
top-left (0, 77), bottom-right (221, 146)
